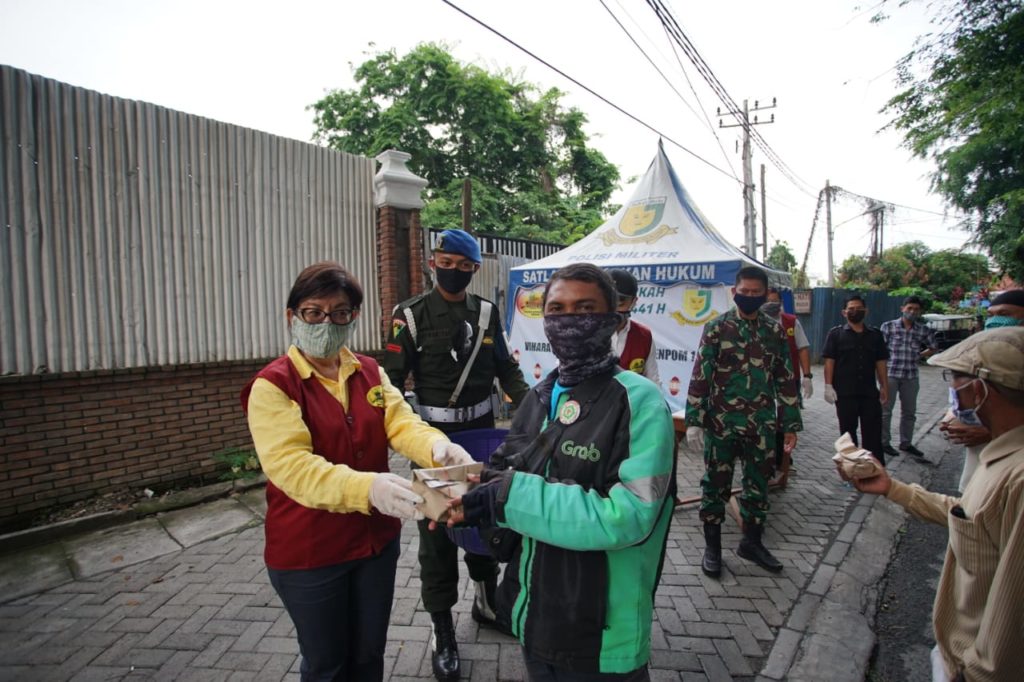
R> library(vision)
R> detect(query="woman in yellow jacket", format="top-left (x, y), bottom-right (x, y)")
top-left (242, 262), bottom-right (474, 681)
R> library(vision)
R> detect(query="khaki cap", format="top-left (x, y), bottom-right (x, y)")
top-left (927, 327), bottom-right (1024, 391)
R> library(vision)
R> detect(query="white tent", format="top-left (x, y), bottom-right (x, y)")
top-left (506, 142), bottom-right (790, 412)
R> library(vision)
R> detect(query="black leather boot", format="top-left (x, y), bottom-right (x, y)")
top-left (430, 610), bottom-right (460, 680)
top-left (701, 522), bottom-right (722, 578)
top-left (737, 523), bottom-right (783, 572)
top-left (471, 578), bottom-right (513, 636)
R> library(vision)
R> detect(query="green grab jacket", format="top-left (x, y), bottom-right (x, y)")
top-left (489, 367), bottom-right (676, 674)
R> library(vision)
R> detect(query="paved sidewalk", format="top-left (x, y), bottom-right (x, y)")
top-left (0, 367), bottom-right (952, 681)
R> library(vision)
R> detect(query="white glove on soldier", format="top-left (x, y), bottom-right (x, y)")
top-left (824, 384), bottom-right (838, 404)
top-left (801, 376), bottom-right (814, 399)
top-left (686, 426), bottom-right (705, 453)
top-left (431, 440), bottom-right (476, 467)
top-left (368, 473), bottom-right (424, 520)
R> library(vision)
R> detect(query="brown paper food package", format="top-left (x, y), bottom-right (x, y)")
top-left (411, 462), bottom-right (484, 522)
top-left (831, 432), bottom-right (884, 480)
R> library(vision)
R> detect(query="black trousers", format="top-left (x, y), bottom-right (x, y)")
top-left (522, 648), bottom-right (650, 681)
top-left (267, 538), bottom-right (399, 682)
top-left (417, 410), bottom-right (499, 613)
top-left (835, 395), bottom-right (885, 466)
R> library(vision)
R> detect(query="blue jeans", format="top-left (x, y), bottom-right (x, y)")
top-left (882, 375), bottom-right (920, 447)
top-left (267, 538), bottom-right (400, 682)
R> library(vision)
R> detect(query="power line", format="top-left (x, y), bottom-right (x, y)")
top-left (645, 0), bottom-right (819, 197)
top-left (600, 0), bottom-right (739, 179)
top-left (439, 0), bottom-right (740, 183)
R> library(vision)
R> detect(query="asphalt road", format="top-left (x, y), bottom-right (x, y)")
top-left (867, 436), bottom-right (963, 682)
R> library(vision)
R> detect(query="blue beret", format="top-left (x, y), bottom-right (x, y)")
top-left (435, 229), bottom-right (481, 263)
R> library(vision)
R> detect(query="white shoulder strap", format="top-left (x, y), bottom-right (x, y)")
top-left (403, 306), bottom-right (418, 345)
top-left (447, 300), bottom-right (493, 407)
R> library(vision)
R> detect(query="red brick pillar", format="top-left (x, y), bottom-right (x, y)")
top-left (374, 150), bottom-right (428, 343)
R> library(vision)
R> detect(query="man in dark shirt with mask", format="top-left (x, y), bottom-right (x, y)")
top-left (822, 294), bottom-right (890, 464)
top-left (383, 228), bottom-right (528, 681)
top-left (686, 266), bottom-right (802, 578)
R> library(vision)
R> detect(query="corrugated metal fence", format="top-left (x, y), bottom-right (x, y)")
top-left (799, 288), bottom-right (906, 363)
top-left (1, 65), bottom-right (379, 376)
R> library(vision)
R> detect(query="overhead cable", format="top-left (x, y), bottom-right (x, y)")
top-left (439, 0), bottom-right (740, 183)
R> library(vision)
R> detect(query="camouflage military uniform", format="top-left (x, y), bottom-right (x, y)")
top-left (685, 308), bottom-right (802, 526)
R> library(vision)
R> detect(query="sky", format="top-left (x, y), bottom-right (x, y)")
top-left (0, 0), bottom-right (973, 282)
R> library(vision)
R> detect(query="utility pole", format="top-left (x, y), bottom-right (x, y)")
top-left (760, 163), bottom-right (767, 261)
top-left (461, 178), bottom-right (472, 231)
top-left (719, 98), bottom-right (776, 255)
top-left (826, 180), bottom-right (834, 287)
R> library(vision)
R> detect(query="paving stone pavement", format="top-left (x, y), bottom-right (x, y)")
top-left (0, 366), bottom-right (952, 681)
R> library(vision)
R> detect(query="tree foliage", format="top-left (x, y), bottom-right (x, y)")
top-left (309, 43), bottom-right (620, 243)
top-left (766, 241), bottom-right (798, 273)
top-left (836, 240), bottom-right (992, 303)
top-left (882, 0), bottom-right (1024, 280)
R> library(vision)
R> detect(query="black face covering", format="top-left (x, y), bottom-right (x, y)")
top-left (435, 266), bottom-right (474, 294)
top-left (542, 312), bottom-right (620, 386)
top-left (734, 293), bottom-right (766, 315)
top-left (846, 310), bottom-right (866, 324)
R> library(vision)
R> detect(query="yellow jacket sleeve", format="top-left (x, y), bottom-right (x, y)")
top-left (379, 368), bottom-right (448, 468)
top-left (246, 377), bottom-right (377, 514)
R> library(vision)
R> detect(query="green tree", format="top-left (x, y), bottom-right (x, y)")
top-left (765, 241), bottom-right (798, 273)
top-left (882, 0), bottom-right (1024, 280)
top-left (309, 43), bottom-right (620, 243)
top-left (835, 241), bottom-right (991, 303)
top-left (837, 254), bottom-right (871, 287)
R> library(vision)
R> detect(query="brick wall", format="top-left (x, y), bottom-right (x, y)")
top-left (376, 205), bottom-right (427, 343)
top-left (0, 360), bottom-right (269, 533)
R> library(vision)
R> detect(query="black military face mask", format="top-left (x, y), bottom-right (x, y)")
top-left (435, 266), bottom-right (474, 294)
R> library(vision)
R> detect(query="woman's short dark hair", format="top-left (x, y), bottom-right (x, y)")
top-left (287, 262), bottom-right (364, 310)
top-left (543, 263), bottom-right (617, 310)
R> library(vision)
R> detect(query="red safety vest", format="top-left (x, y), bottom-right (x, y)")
top-left (779, 312), bottom-right (802, 381)
top-left (619, 320), bottom-right (654, 375)
top-left (240, 354), bottom-right (396, 570)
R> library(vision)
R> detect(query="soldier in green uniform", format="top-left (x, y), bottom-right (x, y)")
top-left (383, 229), bottom-right (529, 681)
top-left (685, 266), bottom-right (802, 578)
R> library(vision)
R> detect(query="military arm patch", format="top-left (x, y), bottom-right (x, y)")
top-left (392, 319), bottom-right (407, 338)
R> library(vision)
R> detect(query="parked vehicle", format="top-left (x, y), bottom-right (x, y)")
top-left (922, 313), bottom-right (978, 350)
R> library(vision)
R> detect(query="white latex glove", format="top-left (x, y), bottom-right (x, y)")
top-left (686, 426), bottom-right (705, 453)
top-left (801, 376), bottom-right (814, 399)
top-left (368, 473), bottom-right (424, 520)
top-left (431, 440), bottom-right (476, 467)
top-left (824, 384), bottom-right (837, 404)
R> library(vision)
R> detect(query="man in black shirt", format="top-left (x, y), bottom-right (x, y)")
top-left (822, 295), bottom-right (891, 464)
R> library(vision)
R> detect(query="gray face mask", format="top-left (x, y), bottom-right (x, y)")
top-left (291, 317), bottom-right (357, 358)
top-left (761, 302), bottom-right (782, 317)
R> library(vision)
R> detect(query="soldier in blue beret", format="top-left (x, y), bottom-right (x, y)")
top-left (383, 229), bottom-right (528, 680)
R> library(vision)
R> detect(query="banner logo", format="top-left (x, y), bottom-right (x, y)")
top-left (515, 286), bottom-right (545, 319)
top-left (599, 197), bottom-right (677, 245)
top-left (671, 288), bottom-right (718, 326)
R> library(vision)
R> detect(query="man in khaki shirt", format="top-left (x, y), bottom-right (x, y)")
top-left (848, 327), bottom-right (1024, 682)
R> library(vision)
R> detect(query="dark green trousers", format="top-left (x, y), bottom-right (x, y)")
top-left (699, 430), bottom-right (774, 526)
top-left (417, 410), bottom-right (499, 613)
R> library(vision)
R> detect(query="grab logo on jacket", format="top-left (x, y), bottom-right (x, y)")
top-left (561, 440), bottom-right (602, 462)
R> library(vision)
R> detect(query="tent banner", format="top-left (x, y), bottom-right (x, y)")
top-left (506, 277), bottom-right (733, 414)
